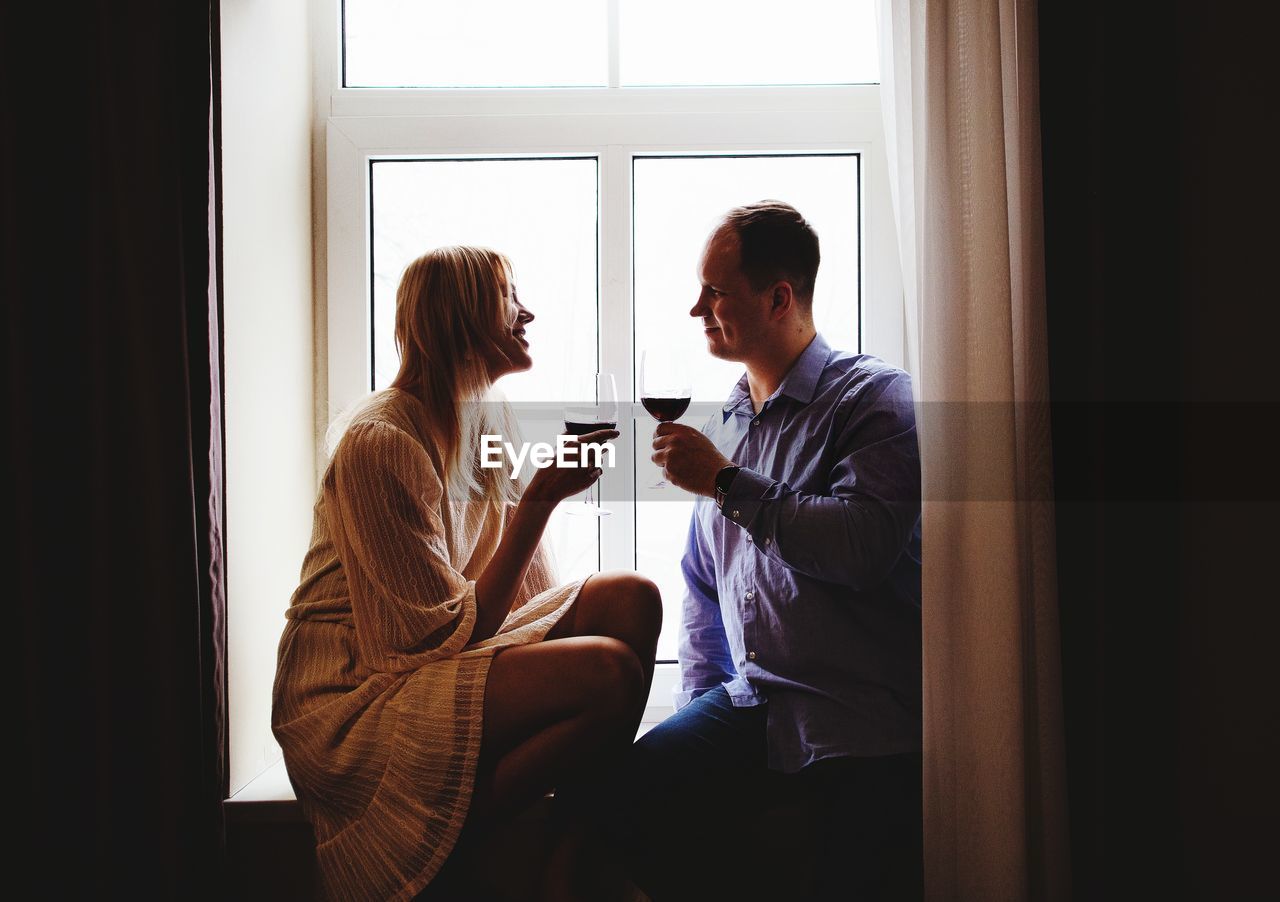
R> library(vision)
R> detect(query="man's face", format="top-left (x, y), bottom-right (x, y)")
top-left (690, 227), bottom-right (773, 362)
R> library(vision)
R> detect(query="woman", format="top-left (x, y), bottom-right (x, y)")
top-left (271, 246), bottom-right (661, 901)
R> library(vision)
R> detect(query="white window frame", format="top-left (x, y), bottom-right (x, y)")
top-left (314, 1), bottom-right (903, 723)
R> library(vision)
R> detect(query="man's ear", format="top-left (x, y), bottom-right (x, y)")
top-left (769, 281), bottom-right (795, 319)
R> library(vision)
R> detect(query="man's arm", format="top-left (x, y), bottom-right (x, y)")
top-left (723, 369), bottom-right (920, 590)
top-left (674, 508), bottom-right (735, 710)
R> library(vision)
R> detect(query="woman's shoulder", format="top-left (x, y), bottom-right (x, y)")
top-left (333, 389), bottom-right (435, 444)
top-left (348, 388), bottom-right (420, 428)
top-left (323, 428), bottom-right (449, 516)
top-left (324, 389), bottom-right (445, 475)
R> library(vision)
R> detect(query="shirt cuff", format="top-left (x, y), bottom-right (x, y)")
top-left (719, 465), bottom-right (772, 529)
top-left (673, 684), bottom-right (717, 711)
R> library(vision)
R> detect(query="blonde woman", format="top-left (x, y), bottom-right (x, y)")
top-left (271, 246), bottom-right (661, 901)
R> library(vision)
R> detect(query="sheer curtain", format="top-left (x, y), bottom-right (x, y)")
top-left (877, 1), bottom-right (1070, 898)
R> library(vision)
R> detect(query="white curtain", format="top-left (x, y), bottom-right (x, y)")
top-left (877, 1), bottom-right (1070, 898)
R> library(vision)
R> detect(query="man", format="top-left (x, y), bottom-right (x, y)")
top-left (589, 200), bottom-right (923, 901)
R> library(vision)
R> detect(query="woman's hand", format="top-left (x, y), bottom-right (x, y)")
top-left (522, 428), bottom-right (619, 506)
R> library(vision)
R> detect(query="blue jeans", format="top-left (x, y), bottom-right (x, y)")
top-left (555, 686), bottom-right (922, 901)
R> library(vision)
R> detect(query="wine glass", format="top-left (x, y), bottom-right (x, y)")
top-left (562, 372), bottom-right (618, 516)
top-left (639, 349), bottom-right (692, 489)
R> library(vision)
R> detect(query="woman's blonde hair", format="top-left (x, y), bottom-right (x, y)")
top-left (326, 245), bottom-right (524, 506)
top-left (395, 245), bottom-right (525, 506)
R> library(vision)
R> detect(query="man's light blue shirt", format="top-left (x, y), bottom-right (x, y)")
top-left (678, 333), bottom-right (922, 773)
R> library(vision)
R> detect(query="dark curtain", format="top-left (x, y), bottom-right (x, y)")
top-left (4, 2), bottom-right (227, 897)
top-left (1040, 1), bottom-right (1279, 898)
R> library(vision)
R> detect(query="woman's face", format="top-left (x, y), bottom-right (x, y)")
top-left (482, 281), bottom-right (535, 380)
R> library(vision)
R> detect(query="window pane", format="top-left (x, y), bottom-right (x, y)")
top-left (633, 154), bottom-right (860, 400)
top-left (370, 157), bottom-right (601, 581)
top-left (345, 0), bottom-right (607, 87)
top-left (620, 0), bottom-right (879, 86)
top-left (632, 154), bottom-right (860, 661)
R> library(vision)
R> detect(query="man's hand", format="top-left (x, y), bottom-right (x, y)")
top-left (651, 423), bottom-right (733, 498)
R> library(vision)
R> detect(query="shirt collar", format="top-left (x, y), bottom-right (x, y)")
top-left (722, 333), bottom-right (832, 416)
top-left (776, 333), bottom-right (830, 404)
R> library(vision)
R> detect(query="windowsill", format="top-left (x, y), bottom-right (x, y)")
top-left (225, 713), bottom-right (671, 824)
top-left (224, 756), bottom-right (306, 825)
top-left (226, 668), bottom-right (677, 821)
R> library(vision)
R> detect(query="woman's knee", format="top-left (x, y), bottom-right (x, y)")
top-left (585, 571), bottom-right (663, 636)
top-left (576, 636), bottom-right (646, 717)
top-left (617, 572), bottom-right (663, 636)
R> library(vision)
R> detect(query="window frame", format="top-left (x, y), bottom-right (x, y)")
top-left (316, 1), bottom-right (903, 722)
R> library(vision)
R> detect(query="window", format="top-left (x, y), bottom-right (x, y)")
top-left (344, 0), bottom-right (608, 88)
top-left (341, 0), bottom-right (877, 89)
top-left (320, 0), bottom-right (901, 713)
top-left (370, 156), bottom-right (604, 577)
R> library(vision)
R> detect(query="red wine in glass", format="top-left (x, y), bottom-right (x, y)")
top-left (564, 421), bottom-right (617, 488)
top-left (564, 420), bottom-right (618, 437)
top-left (639, 349), bottom-right (691, 488)
top-left (563, 373), bottom-right (618, 516)
top-left (640, 397), bottom-right (691, 422)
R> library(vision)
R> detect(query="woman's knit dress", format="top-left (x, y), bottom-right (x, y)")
top-left (271, 389), bottom-right (584, 901)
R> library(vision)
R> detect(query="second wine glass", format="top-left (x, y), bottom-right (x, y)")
top-left (563, 372), bottom-right (618, 516)
top-left (639, 349), bottom-right (692, 489)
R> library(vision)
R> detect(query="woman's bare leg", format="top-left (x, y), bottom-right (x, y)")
top-left (473, 570), bottom-right (664, 819)
top-left (469, 636), bottom-right (645, 827)
top-left (538, 572), bottom-right (663, 900)
top-left (544, 571), bottom-right (663, 717)
top-left (446, 573), bottom-right (662, 899)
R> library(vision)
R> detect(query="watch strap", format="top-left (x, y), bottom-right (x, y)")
top-left (714, 465), bottom-right (741, 508)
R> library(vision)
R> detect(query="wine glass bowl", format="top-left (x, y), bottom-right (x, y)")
top-left (563, 372), bottom-right (618, 516)
top-left (639, 349), bottom-right (692, 489)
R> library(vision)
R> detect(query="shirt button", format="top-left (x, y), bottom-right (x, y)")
top-left (745, 534), bottom-right (753, 543)
top-left (745, 591), bottom-right (754, 600)
top-left (747, 651), bottom-right (757, 661)
top-left (731, 509), bottom-right (740, 519)
top-left (752, 420), bottom-right (761, 427)
top-left (764, 537), bottom-right (772, 546)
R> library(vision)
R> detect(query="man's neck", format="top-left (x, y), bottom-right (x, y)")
top-left (744, 329), bottom-right (817, 411)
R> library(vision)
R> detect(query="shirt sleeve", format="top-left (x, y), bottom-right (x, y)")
top-left (675, 506), bottom-right (735, 710)
top-left (719, 368), bottom-right (922, 592)
top-left (325, 421), bottom-right (477, 674)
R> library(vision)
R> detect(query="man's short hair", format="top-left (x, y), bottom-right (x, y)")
top-left (717, 200), bottom-right (821, 303)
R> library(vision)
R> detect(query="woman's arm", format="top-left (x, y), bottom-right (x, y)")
top-left (469, 428), bottom-right (618, 643)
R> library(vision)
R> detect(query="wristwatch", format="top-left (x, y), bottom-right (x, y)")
top-left (714, 465), bottom-right (742, 509)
